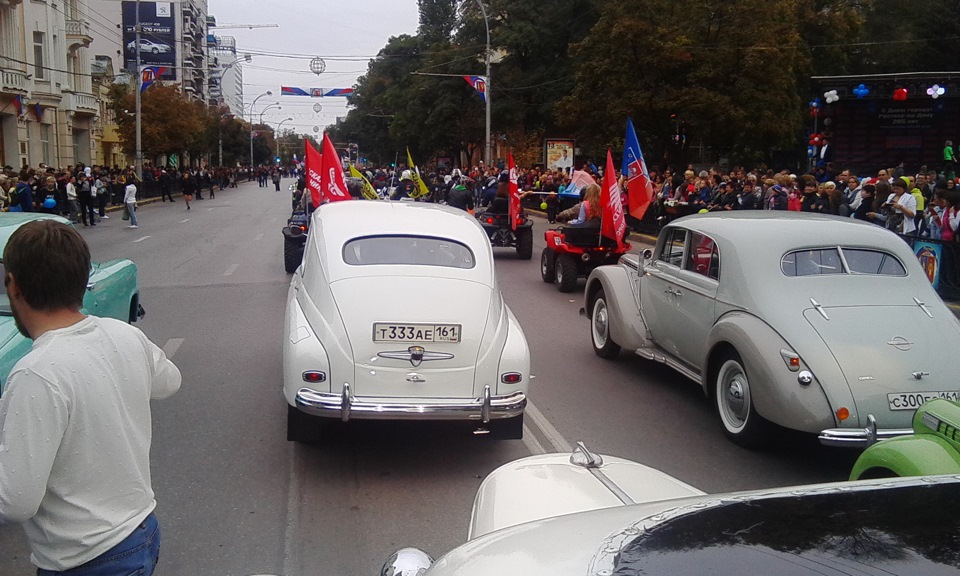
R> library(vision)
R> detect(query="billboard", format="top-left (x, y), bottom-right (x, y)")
top-left (122, 2), bottom-right (177, 80)
top-left (545, 139), bottom-right (575, 174)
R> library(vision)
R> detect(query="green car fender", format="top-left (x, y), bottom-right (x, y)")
top-left (850, 435), bottom-right (960, 480)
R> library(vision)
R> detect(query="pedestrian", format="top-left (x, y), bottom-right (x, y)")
top-left (78, 174), bottom-right (96, 226)
top-left (272, 169), bottom-right (282, 191)
top-left (180, 172), bottom-right (194, 210)
top-left (96, 174), bottom-right (110, 219)
top-left (159, 170), bottom-right (174, 202)
top-left (0, 219), bottom-right (181, 575)
top-left (124, 179), bottom-right (139, 228)
top-left (65, 176), bottom-right (79, 222)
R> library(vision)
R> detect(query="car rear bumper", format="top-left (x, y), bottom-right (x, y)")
top-left (819, 415), bottom-right (913, 447)
top-left (294, 384), bottom-right (526, 423)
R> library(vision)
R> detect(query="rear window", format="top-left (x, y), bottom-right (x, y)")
top-left (781, 247), bottom-right (906, 277)
top-left (342, 235), bottom-right (475, 269)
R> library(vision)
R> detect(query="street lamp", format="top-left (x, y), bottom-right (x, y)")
top-left (248, 90), bottom-right (272, 169)
top-left (259, 103), bottom-right (281, 126)
top-left (276, 117), bottom-right (294, 160)
top-left (476, 0), bottom-right (492, 167)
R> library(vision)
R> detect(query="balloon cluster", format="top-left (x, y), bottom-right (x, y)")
top-left (823, 90), bottom-right (839, 104)
top-left (893, 88), bottom-right (908, 101)
top-left (808, 133), bottom-right (824, 146)
top-left (927, 84), bottom-right (947, 99)
top-left (808, 97), bottom-right (821, 117)
top-left (852, 84), bottom-right (870, 99)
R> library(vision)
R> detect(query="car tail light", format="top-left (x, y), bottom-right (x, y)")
top-left (836, 407), bottom-right (850, 421)
top-left (501, 372), bottom-right (522, 384)
top-left (486, 218), bottom-right (495, 224)
top-left (302, 371), bottom-right (326, 383)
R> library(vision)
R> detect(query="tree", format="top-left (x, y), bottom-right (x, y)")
top-left (419, 0), bottom-right (458, 45)
top-left (106, 82), bottom-right (206, 162)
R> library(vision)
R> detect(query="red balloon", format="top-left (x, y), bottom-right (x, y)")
top-left (893, 88), bottom-right (908, 101)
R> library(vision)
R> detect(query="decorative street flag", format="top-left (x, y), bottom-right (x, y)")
top-left (320, 132), bottom-right (350, 203)
top-left (11, 95), bottom-right (24, 117)
top-left (304, 140), bottom-right (323, 208)
top-left (349, 165), bottom-right (380, 200)
top-left (406, 148), bottom-right (431, 199)
top-left (462, 75), bottom-right (487, 102)
top-left (140, 66), bottom-right (167, 94)
top-left (621, 117), bottom-right (654, 220)
top-left (565, 170), bottom-right (597, 199)
top-left (281, 86), bottom-right (354, 98)
top-left (34, 103), bottom-right (43, 121)
top-left (508, 153), bottom-right (521, 231)
top-left (600, 150), bottom-right (626, 250)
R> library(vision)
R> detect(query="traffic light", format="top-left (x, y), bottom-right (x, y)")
top-left (275, 156), bottom-right (281, 163)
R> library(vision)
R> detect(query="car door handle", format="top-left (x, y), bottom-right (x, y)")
top-left (86, 282), bottom-right (96, 291)
top-left (664, 288), bottom-right (682, 297)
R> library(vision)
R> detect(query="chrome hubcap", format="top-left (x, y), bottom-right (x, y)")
top-left (725, 378), bottom-right (747, 422)
top-left (593, 301), bottom-right (608, 346)
top-left (541, 254), bottom-right (548, 275)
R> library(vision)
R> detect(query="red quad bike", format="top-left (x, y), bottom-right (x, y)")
top-left (541, 225), bottom-right (631, 292)
top-left (476, 210), bottom-right (534, 259)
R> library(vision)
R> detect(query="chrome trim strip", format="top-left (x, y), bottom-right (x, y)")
top-left (588, 468), bottom-right (636, 505)
top-left (810, 298), bottom-right (830, 321)
top-left (913, 297), bottom-right (934, 319)
top-left (569, 442), bottom-right (636, 505)
top-left (818, 425), bottom-right (914, 447)
top-left (481, 385), bottom-right (491, 423)
top-left (295, 387), bottom-right (526, 421)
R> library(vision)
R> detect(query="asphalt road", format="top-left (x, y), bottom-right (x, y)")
top-left (1, 182), bottom-right (861, 576)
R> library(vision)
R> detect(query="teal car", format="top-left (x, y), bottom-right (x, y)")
top-left (0, 213), bottom-right (144, 395)
top-left (850, 397), bottom-right (960, 479)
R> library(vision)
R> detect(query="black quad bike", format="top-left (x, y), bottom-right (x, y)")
top-left (476, 210), bottom-right (534, 259)
top-left (541, 224), bottom-right (631, 292)
top-left (282, 209), bottom-right (310, 273)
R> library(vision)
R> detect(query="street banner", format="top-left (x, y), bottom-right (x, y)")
top-left (406, 148), bottom-right (431, 199)
top-left (140, 66), bottom-right (167, 93)
top-left (281, 87), bottom-right (354, 98)
top-left (622, 117), bottom-right (654, 220)
top-left (304, 140), bottom-right (323, 207)
top-left (349, 165), bottom-right (380, 200)
top-left (462, 75), bottom-right (487, 102)
top-left (600, 150), bottom-right (626, 250)
top-left (122, 2), bottom-right (177, 80)
top-left (508, 154), bottom-right (521, 231)
top-left (320, 132), bottom-right (350, 203)
top-left (545, 139), bottom-right (575, 173)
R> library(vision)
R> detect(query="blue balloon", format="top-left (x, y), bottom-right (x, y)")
top-left (43, 198), bottom-right (56, 209)
top-left (853, 83), bottom-right (870, 99)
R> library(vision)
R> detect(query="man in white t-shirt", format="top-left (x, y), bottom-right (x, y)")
top-left (0, 220), bottom-right (181, 574)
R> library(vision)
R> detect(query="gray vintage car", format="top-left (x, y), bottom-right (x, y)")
top-left (582, 212), bottom-right (960, 447)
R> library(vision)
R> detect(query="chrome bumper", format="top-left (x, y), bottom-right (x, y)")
top-left (819, 415), bottom-right (913, 447)
top-left (295, 384), bottom-right (526, 423)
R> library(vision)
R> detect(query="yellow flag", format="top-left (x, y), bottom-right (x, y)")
top-left (349, 165), bottom-right (380, 200)
top-left (406, 148), bottom-right (432, 199)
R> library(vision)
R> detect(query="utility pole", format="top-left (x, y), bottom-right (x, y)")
top-left (134, 0), bottom-right (143, 179)
top-left (477, 0), bottom-right (491, 167)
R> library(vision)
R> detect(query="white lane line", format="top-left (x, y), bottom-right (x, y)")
top-left (223, 263), bottom-right (239, 276)
top-left (179, 218), bottom-right (190, 223)
top-left (162, 338), bottom-right (184, 359)
top-left (207, 207), bottom-right (214, 211)
top-left (525, 400), bottom-right (573, 453)
top-left (521, 424), bottom-right (547, 455)
top-left (254, 233), bottom-right (264, 241)
top-left (282, 443), bottom-right (301, 576)
top-left (133, 236), bottom-right (151, 243)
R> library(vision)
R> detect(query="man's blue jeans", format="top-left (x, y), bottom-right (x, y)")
top-left (37, 512), bottom-right (161, 576)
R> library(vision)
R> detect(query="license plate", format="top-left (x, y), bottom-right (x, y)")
top-left (888, 390), bottom-right (960, 411)
top-left (373, 323), bottom-right (461, 343)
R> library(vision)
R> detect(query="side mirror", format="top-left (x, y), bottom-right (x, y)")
top-left (380, 548), bottom-right (434, 576)
top-left (642, 248), bottom-right (653, 260)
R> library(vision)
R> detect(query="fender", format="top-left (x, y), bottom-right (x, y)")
top-left (850, 435), bottom-right (960, 480)
top-left (706, 312), bottom-right (837, 433)
top-left (584, 265), bottom-right (649, 352)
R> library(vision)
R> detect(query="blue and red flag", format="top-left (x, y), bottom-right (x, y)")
top-left (621, 117), bottom-right (654, 220)
top-left (11, 95), bottom-right (24, 117)
top-left (34, 103), bottom-right (43, 121)
top-left (463, 75), bottom-right (487, 102)
top-left (281, 86), bottom-right (354, 97)
top-left (140, 66), bottom-right (167, 93)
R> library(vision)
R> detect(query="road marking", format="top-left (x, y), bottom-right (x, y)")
top-left (207, 207), bottom-right (214, 211)
top-left (254, 233), bottom-right (264, 241)
top-left (525, 400), bottom-right (572, 453)
top-left (133, 236), bottom-right (151, 243)
top-left (223, 263), bottom-right (239, 276)
top-left (283, 443), bottom-right (301, 576)
top-left (162, 338), bottom-right (184, 359)
top-left (179, 218), bottom-right (190, 223)
top-left (521, 424), bottom-right (547, 455)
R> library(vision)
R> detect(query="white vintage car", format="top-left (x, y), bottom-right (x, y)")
top-left (384, 445), bottom-right (960, 576)
top-left (583, 212), bottom-right (960, 447)
top-left (283, 201), bottom-right (529, 442)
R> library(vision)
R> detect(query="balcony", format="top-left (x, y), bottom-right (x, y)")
top-left (0, 68), bottom-right (28, 95)
top-left (0, 0), bottom-right (25, 7)
top-left (65, 91), bottom-right (99, 116)
top-left (66, 20), bottom-right (93, 51)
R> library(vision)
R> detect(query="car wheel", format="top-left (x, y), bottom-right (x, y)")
top-left (713, 351), bottom-right (771, 448)
top-left (555, 254), bottom-right (578, 293)
top-left (540, 248), bottom-right (556, 282)
top-left (287, 404), bottom-right (325, 443)
top-left (515, 228), bottom-right (533, 260)
top-left (284, 236), bottom-right (304, 273)
top-left (151, 48), bottom-right (159, 55)
top-left (487, 414), bottom-right (523, 440)
top-left (590, 289), bottom-right (621, 359)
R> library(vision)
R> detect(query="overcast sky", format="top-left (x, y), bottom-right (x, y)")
top-left (207, 0), bottom-right (420, 135)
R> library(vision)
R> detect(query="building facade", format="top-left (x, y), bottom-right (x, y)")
top-left (208, 33), bottom-right (244, 118)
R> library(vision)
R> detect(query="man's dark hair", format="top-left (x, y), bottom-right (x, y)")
top-left (4, 220), bottom-right (90, 311)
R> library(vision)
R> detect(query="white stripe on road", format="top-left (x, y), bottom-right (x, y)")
top-left (207, 207), bottom-right (214, 211)
top-left (133, 236), bottom-right (151, 243)
top-left (254, 233), bottom-right (263, 241)
top-left (179, 218), bottom-right (190, 223)
top-left (525, 400), bottom-right (573, 453)
top-left (162, 338), bottom-right (184, 359)
top-left (283, 443), bottom-right (302, 576)
top-left (223, 263), bottom-right (239, 277)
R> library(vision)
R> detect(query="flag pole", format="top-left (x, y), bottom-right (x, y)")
top-left (134, 0), bottom-right (143, 179)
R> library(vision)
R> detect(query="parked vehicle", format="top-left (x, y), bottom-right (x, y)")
top-left (126, 39), bottom-right (172, 54)
top-left (582, 212), bottom-right (960, 447)
top-left (283, 201), bottom-right (529, 443)
top-left (541, 224), bottom-right (631, 292)
top-left (384, 443), bottom-right (960, 576)
top-left (475, 209), bottom-right (533, 259)
top-left (282, 209), bottom-right (309, 273)
top-left (0, 214), bottom-right (144, 395)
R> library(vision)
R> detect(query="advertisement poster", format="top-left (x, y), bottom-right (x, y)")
top-left (545, 139), bottom-right (575, 174)
top-left (914, 241), bottom-right (942, 289)
top-left (122, 2), bottom-right (177, 80)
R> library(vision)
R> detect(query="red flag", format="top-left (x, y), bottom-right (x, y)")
top-left (304, 140), bottom-right (323, 208)
top-left (320, 132), bottom-right (350, 203)
top-left (508, 154), bottom-right (521, 231)
top-left (600, 150), bottom-right (626, 250)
